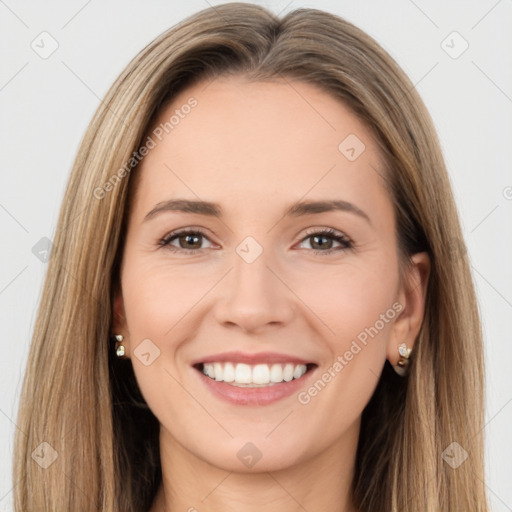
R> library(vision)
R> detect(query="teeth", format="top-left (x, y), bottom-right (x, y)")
top-left (293, 364), bottom-right (305, 379)
top-left (223, 362), bottom-right (235, 382)
top-left (283, 363), bottom-right (294, 382)
top-left (201, 362), bottom-right (308, 386)
top-left (214, 362), bottom-right (223, 381)
top-left (252, 364), bottom-right (270, 384)
top-left (204, 364), bottom-right (215, 379)
top-left (235, 363), bottom-right (252, 384)
top-left (270, 364), bottom-right (283, 382)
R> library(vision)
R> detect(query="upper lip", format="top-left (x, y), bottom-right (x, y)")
top-left (191, 351), bottom-right (315, 366)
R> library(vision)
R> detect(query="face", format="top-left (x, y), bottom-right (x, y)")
top-left (114, 76), bottom-right (421, 472)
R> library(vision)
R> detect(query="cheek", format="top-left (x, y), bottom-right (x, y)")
top-left (119, 258), bottom-right (195, 378)
top-left (122, 256), bottom-right (212, 337)
top-left (290, 257), bottom-right (399, 416)
top-left (290, 255), bottom-right (400, 352)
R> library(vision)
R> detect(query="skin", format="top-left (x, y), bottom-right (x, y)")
top-left (113, 76), bottom-right (430, 512)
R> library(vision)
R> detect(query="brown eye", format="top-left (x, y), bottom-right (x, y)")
top-left (309, 234), bottom-right (335, 250)
top-left (298, 228), bottom-right (353, 254)
top-left (159, 229), bottom-right (213, 254)
top-left (176, 233), bottom-right (203, 250)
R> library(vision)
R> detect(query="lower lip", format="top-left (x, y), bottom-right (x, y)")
top-left (195, 367), bottom-right (317, 406)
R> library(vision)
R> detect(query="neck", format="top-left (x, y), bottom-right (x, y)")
top-left (149, 419), bottom-right (360, 512)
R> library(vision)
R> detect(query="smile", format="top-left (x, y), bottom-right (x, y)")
top-left (199, 362), bottom-right (312, 386)
top-left (193, 355), bottom-right (318, 405)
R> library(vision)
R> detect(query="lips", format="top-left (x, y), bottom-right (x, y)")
top-left (191, 351), bottom-right (318, 406)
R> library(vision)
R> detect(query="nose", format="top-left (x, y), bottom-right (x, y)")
top-left (213, 246), bottom-right (295, 334)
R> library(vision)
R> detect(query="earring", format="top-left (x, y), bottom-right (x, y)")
top-left (114, 334), bottom-right (125, 357)
top-left (393, 342), bottom-right (412, 376)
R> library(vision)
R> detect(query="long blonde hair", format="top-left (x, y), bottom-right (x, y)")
top-left (13, 3), bottom-right (488, 510)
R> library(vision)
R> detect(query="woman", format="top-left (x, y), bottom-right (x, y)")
top-left (13, 3), bottom-right (489, 511)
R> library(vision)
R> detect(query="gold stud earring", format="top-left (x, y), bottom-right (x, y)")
top-left (393, 342), bottom-right (412, 376)
top-left (114, 334), bottom-right (125, 357)
top-left (397, 343), bottom-right (412, 367)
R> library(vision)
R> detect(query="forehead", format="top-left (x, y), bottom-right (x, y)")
top-left (132, 76), bottom-right (389, 221)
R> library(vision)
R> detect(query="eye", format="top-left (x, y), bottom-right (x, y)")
top-left (296, 227), bottom-right (353, 255)
top-left (158, 228), bottom-right (214, 254)
top-left (158, 227), bottom-right (353, 255)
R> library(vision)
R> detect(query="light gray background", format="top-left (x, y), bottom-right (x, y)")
top-left (1, 1), bottom-right (511, 510)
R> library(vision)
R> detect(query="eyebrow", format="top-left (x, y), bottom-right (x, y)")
top-left (143, 198), bottom-right (371, 225)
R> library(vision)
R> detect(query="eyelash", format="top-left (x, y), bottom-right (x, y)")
top-left (158, 227), bottom-right (354, 256)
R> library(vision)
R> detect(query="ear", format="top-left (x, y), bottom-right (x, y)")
top-left (387, 251), bottom-right (430, 365)
top-left (112, 290), bottom-right (128, 339)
